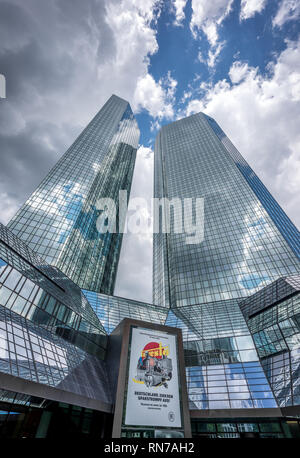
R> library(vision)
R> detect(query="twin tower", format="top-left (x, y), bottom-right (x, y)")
top-left (4, 94), bottom-right (300, 417)
top-left (8, 94), bottom-right (299, 303)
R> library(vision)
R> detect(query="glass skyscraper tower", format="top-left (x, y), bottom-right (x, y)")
top-left (8, 95), bottom-right (139, 295)
top-left (154, 112), bottom-right (300, 412)
top-left (154, 112), bottom-right (299, 308)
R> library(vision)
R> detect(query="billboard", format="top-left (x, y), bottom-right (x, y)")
top-left (124, 327), bottom-right (182, 428)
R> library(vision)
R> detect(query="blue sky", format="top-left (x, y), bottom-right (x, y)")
top-left (136, 0), bottom-right (300, 146)
top-left (0, 0), bottom-right (299, 302)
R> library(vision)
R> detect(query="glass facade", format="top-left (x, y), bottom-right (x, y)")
top-left (166, 308), bottom-right (276, 410)
top-left (191, 417), bottom-right (300, 438)
top-left (185, 363), bottom-right (276, 410)
top-left (0, 388), bottom-right (113, 438)
top-left (205, 115), bottom-right (300, 259)
top-left (2, 386), bottom-right (299, 439)
top-left (83, 290), bottom-right (167, 334)
top-left (0, 223), bottom-right (106, 357)
top-left (154, 113), bottom-right (299, 308)
top-left (8, 95), bottom-right (139, 295)
top-left (240, 275), bottom-right (300, 407)
top-left (154, 113), bottom-right (300, 411)
top-left (0, 223), bottom-right (110, 404)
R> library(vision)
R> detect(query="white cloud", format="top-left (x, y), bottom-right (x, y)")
top-left (164, 71), bottom-right (178, 101)
top-left (273, 0), bottom-right (300, 28)
top-left (201, 21), bottom-right (219, 47)
top-left (229, 61), bottom-right (255, 83)
top-left (197, 51), bottom-right (206, 64)
top-left (0, 192), bottom-right (20, 224)
top-left (172, 0), bottom-right (187, 26)
top-left (207, 42), bottom-right (225, 68)
top-left (180, 90), bottom-right (193, 104)
top-left (185, 39), bottom-right (300, 228)
top-left (189, 0), bottom-right (233, 69)
top-left (133, 72), bottom-right (176, 119)
top-left (150, 119), bottom-right (161, 132)
top-left (190, 0), bottom-right (234, 44)
top-left (198, 45), bottom-right (226, 69)
top-left (240, 0), bottom-right (268, 21)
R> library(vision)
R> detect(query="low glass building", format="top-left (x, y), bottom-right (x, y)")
top-left (240, 275), bottom-right (300, 410)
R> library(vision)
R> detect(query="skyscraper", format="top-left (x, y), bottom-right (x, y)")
top-left (154, 112), bottom-right (299, 308)
top-left (154, 112), bottom-right (300, 413)
top-left (8, 95), bottom-right (139, 295)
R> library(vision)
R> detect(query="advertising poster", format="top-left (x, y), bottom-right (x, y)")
top-left (124, 327), bottom-right (182, 428)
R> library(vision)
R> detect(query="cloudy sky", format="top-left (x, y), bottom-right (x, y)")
top-left (0, 0), bottom-right (299, 303)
